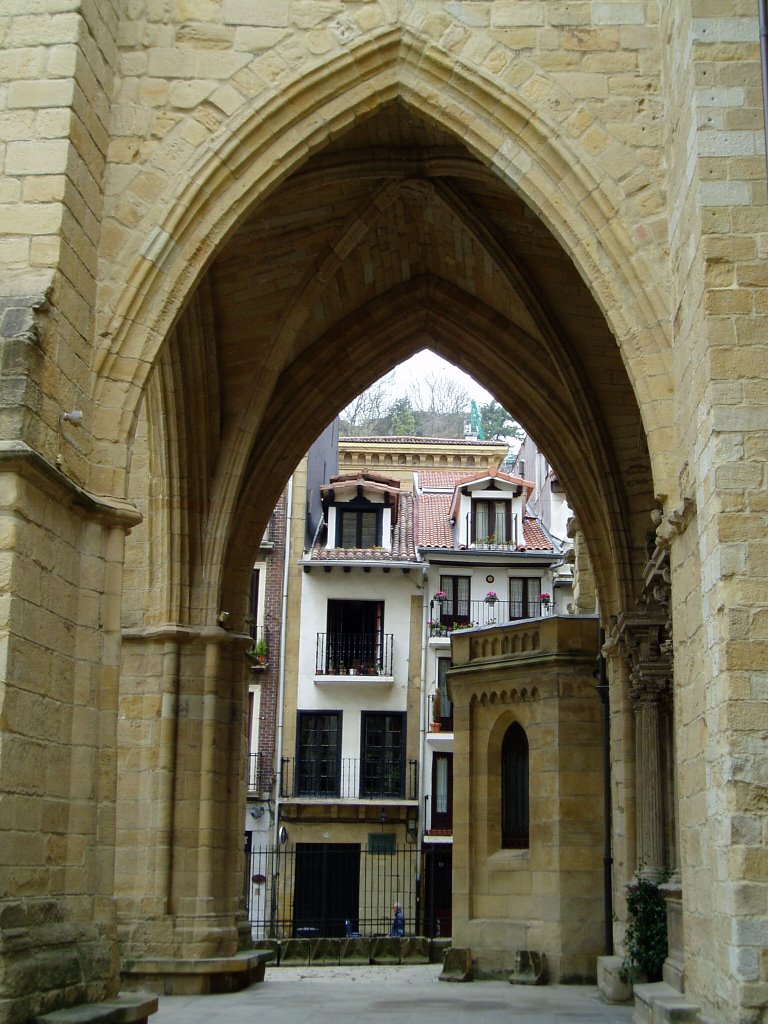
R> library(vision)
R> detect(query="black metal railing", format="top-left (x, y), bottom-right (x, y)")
top-left (246, 624), bottom-right (271, 665)
top-left (314, 632), bottom-right (394, 676)
top-left (247, 751), bottom-right (274, 793)
top-left (280, 756), bottom-right (417, 801)
top-left (429, 598), bottom-right (551, 636)
top-left (244, 843), bottom-right (420, 939)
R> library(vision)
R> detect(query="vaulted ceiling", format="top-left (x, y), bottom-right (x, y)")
top-left (131, 99), bottom-right (654, 625)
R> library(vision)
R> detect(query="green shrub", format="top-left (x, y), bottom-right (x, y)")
top-left (623, 877), bottom-right (668, 983)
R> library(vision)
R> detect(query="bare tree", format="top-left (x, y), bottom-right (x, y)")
top-left (407, 373), bottom-right (469, 414)
top-left (340, 372), bottom-right (396, 433)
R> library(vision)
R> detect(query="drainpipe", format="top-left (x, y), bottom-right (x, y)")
top-left (272, 475), bottom-right (293, 851)
top-left (761, 0), bottom-right (768, 181)
top-left (597, 629), bottom-right (614, 954)
top-left (414, 565), bottom-right (429, 933)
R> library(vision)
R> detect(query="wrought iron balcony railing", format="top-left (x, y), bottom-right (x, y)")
top-left (247, 751), bottom-right (274, 793)
top-left (280, 755), bottom-right (417, 801)
top-left (314, 632), bottom-right (394, 676)
top-left (428, 598), bottom-right (551, 636)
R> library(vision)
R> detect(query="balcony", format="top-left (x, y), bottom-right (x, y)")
top-left (314, 632), bottom-right (394, 678)
top-left (247, 751), bottom-right (273, 794)
top-left (428, 598), bottom-right (551, 638)
top-left (280, 756), bottom-right (418, 801)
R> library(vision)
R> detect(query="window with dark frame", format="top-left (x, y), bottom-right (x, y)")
top-left (438, 575), bottom-right (470, 625)
top-left (471, 498), bottom-right (513, 544)
top-left (508, 577), bottom-right (542, 619)
top-left (436, 658), bottom-right (453, 730)
top-left (501, 722), bottom-right (529, 849)
top-left (361, 711), bottom-right (405, 798)
top-left (336, 499), bottom-right (381, 548)
top-left (297, 711), bottom-right (341, 797)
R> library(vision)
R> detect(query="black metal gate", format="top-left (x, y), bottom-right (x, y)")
top-left (245, 843), bottom-right (419, 939)
top-left (294, 843), bottom-right (359, 938)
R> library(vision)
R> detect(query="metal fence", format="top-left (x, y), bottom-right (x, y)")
top-left (244, 843), bottom-right (419, 940)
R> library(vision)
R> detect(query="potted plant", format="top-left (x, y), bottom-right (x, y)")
top-left (248, 638), bottom-right (268, 665)
top-left (538, 592), bottom-right (551, 613)
top-left (433, 590), bottom-right (447, 604)
top-left (430, 691), bottom-right (442, 732)
top-left (485, 590), bottom-right (498, 604)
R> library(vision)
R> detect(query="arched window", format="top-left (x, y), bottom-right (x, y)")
top-left (501, 723), bottom-right (529, 849)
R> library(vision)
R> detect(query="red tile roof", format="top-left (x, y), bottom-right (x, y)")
top-left (417, 470), bottom-right (491, 490)
top-left (521, 517), bottom-right (553, 551)
top-left (414, 493), bottom-right (453, 548)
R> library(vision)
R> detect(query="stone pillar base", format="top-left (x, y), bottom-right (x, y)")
top-left (597, 955), bottom-right (633, 1004)
top-left (659, 880), bottom-right (685, 993)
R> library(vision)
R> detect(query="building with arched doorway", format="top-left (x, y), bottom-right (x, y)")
top-left (0, 5), bottom-right (765, 1023)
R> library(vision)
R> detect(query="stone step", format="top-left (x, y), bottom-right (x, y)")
top-left (633, 982), bottom-right (701, 1024)
top-left (33, 993), bottom-right (158, 1024)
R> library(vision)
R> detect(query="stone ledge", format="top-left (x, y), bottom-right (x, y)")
top-left (33, 993), bottom-right (158, 1024)
top-left (633, 981), bottom-right (700, 1024)
top-left (121, 951), bottom-right (270, 995)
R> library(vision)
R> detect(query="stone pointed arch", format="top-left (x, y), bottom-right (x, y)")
top-left (93, 25), bottom-right (673, 501)
top-left (212, 274), bottom-right (638, 623)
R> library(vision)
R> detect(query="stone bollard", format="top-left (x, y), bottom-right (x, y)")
top-left (439, 947), bottom-right (473, 982)
top-left (508, 950), bottom-right (546, 985)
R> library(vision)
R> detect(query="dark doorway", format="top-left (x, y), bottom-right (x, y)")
top-left (430, 752), bottom-right (453, 831)
top-left (422, 844), bottom-right (452, 938)
top-left (326, 599), bottom-right (384, 672)
top-left (293, 843), bottom-right (360, 937)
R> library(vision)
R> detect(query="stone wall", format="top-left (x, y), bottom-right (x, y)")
top-left (0, 3), bottom-right (766, 1022)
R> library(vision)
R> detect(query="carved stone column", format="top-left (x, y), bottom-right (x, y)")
top-left (629, 659), bottom-right (670, 877)
top-left (610, 608), bottom-right (672, 879)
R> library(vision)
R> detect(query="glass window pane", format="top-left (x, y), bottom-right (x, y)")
top-left (340, 512), bottom-right (356, 547)
top-left (360, 511), bottom-right (377, 547)
top-left (435, 756), bottom-right (449, 814)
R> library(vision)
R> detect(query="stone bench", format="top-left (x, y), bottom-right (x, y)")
top-left (121, 950), bottom-right (271, 995)
top-left (33, 993), bottom-right (158, 1024)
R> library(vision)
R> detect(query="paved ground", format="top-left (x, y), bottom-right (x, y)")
top-left (151, 964), bottom-right (635, 1023)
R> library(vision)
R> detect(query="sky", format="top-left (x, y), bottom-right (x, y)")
top-left (387, 348), bottom-right (494, 405)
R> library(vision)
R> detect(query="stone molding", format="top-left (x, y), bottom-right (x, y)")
top-left (0, 439), bottom-right (141, 530)
top-left (121, 623), bottom-right (252, 648)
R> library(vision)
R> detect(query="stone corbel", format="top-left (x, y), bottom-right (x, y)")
top-left (604, 612), bottom-right (672, 700)
top-left (651, 497), bottom-right (696, 550)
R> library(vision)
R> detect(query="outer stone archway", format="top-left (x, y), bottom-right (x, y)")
top-left (114, 85), bottom-right (657, 981)
top-left (1, 6), bottom-right (765, 1024)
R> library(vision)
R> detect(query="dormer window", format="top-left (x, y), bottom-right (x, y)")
top-left (335, 498), bottom-right (382, 548)
top-left (471, 498), bottom-right (516, 546)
